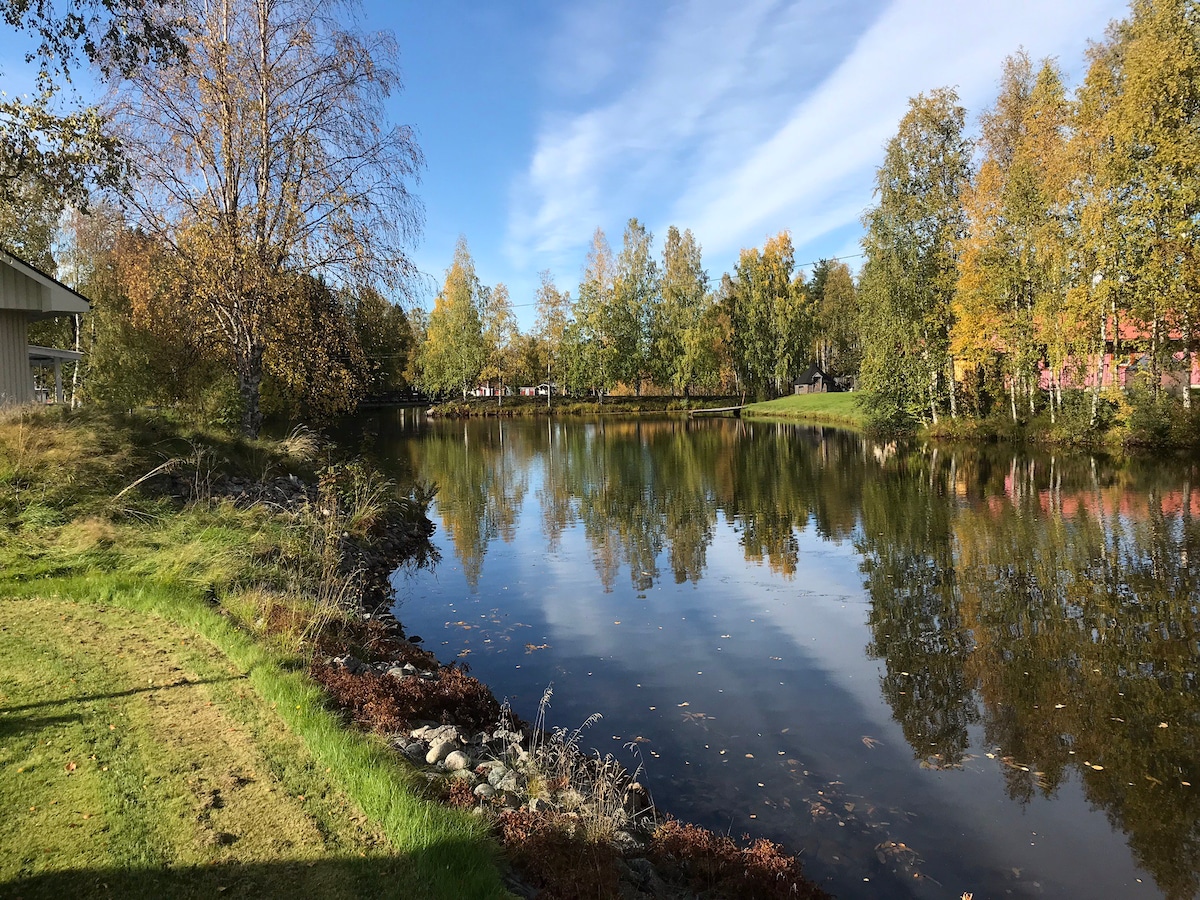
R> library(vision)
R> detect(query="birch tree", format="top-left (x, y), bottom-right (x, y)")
top-left (534, 270), bottom-right (571, 400)
top-left (954, 54), bottom-right (1072, 421)
top-left (421, 237), bottom-right (484, 399)
top-left (480, 282), bottom-right (517, 401)
top-left (114, 0), bottom-right (422, 435)
top-left (860, 88), bottom-right (971, 428)
top-left (655, 225), bottom-right (711, 396)
top-left (1, 0), bottom-right (185, 206)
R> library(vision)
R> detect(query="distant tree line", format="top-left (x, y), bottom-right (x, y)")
top-left (413, 229), bottom-right (858, 404)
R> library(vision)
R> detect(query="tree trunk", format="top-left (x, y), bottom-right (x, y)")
top-left (237, 342), bottom-right (265, 438)
top-left (1184, 323), bottom-right (1193, 410)
top-left (1091, 310), bottom-right (1106, 426)
top-left (946, 356), bottom-right (957, 419)
top-left (1151, 313), bottom-right (1161, 398)
top-left (69, 313), bottom-right (82, 408)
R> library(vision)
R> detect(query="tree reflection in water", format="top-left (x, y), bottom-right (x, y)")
top-left (376, 414), bottom-right (1198, 899)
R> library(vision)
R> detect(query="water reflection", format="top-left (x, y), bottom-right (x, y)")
top-left (362, 413), bottom-right (1199, 899)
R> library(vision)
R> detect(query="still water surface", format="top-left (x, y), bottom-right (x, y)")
top-left (357, 411), bottom-right (1199, 899)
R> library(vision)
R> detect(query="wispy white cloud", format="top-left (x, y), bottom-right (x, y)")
top-left (507, 0), bottom-right (1128, 279)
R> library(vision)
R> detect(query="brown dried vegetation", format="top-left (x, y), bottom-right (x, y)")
top-left (497, 810), bottom-right (620, 900)
top-left (648, 818), bottom-right (830, 900)
top-left (312, 661), bottom-right (502, 733)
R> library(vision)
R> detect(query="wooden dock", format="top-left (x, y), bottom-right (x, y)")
top-left (689, 405), bottom-right (745, 418)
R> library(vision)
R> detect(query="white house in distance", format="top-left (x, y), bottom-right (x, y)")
top-left (0, 249), bottom-right (89, 407)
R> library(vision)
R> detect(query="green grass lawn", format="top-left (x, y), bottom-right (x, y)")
top-left (0, 408), bottom-right (508, 900)
top-left (743, 392), bottom-right (865, 427)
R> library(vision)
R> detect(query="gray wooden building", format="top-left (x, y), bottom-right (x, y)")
top-left (0, 250), bottom-right (90, 406)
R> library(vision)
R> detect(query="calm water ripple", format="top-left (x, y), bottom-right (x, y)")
top-left (355, 411), bottom-right (1199, 900)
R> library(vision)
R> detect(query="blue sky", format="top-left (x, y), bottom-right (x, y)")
top-left (383, 0), bottom-right (1130, 328)
top-left (3, 0), bottom-right (1132, 329)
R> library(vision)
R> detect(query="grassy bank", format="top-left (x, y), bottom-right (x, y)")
top-left (743, 392), bottom-right (865, 428)
top-left (920, 388), bottom-right (1200, 452)
top-left (0, 408), bottom-right (507, 900)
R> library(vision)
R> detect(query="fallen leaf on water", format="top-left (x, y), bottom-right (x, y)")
top-left (1159, 722), bottom-right (1169, 728)
top-left (862, 736), bottom-right (882, 750)
top-left (1054, 704), bottom-right (1065, 709)
top-left (677, 702), bottom-right (689, 707)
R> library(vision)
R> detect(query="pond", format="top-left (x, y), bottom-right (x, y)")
top-left (353, 410), bottom-right (1199, 900)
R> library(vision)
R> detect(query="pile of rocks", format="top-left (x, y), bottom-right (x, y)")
top-left (161, 471), bottom-right (314, 510)
top-left (394, 720), bottom-right (653, 844)
top-left (326, 649), bottom-right (651, 835)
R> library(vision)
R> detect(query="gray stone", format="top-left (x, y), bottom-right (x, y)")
top-left (332, 654), bottom-right (364, 675)
top-left (610, 829), bottom-right (643, 853)
top-left (486, 765), bottom-right (509, 788)
top-left (497, 770), bottom-right (525, 793)
top-left (425, 724), bottom-right (461, 745)
top-left (448, 768), bottom-right (478, 785)
top-left (444, 750), bottom-right (471, 771)
top-left (386, 666), bottom-right (411, 681)
top-left (402, 742), bottom-right (427, 762)
top-left (473, 783), bottom-right (496, 799)
top-left (426, 739), bottom-right (455, 765)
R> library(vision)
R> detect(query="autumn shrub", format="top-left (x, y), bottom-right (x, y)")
top-left (442, 777), bottom-right (478, 809)
top-left (648, 817), bottom-right (828, 899)
top-left (497, 809), bottom-right (620, 900)
top-left (313, 662), bottom-right (502, 733)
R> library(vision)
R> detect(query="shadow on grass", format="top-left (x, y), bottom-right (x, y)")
top-left (1, 676), bottom-right (246, 715)
top-left (0, 840), bottom-right (509, 900)
top-left (0, 677), bottom-right (247, 742)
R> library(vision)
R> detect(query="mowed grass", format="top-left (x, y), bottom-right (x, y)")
top-left (0, 408), bottom-right (509, 900)
top-left (743, 392), bottom-right (865, 427)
